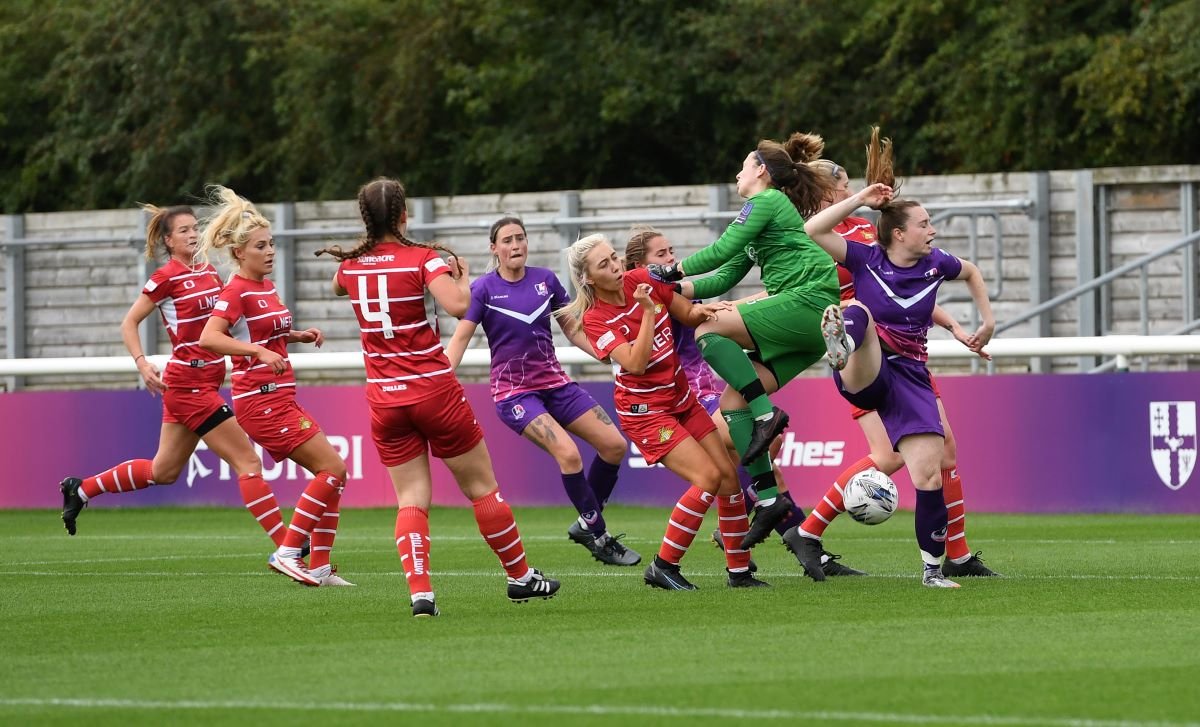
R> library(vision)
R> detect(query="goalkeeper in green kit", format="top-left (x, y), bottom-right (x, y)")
top-left (648, 132), bottom-right (841, 549)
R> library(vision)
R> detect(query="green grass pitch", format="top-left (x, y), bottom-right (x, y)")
top-left (1, 506), bottom-right (1198, 726)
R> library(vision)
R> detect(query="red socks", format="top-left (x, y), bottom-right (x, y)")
top-left (282, 472), bottom-right (344, 550)
top-left (800, 455), bottom-right (875, 538)
top-left (80, 459), bottom-right (154, 499)
top-left (309, 486), bottom-right (343, 570)
top-left (396, 506), bottom-right (432, 597)
top-left (717, 493), bottom-right (752, 572)
top-left (943, 468), bottom-right (971, 561)
top-left (472, 491), bottom-right (529, 580)
top-left (657, 486), bottom-right (713, 565)
top-left (238, 473), bottom-right (285, 546)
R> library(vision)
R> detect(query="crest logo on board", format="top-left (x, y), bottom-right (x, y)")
top-left (1150, 401), bottom-right (1196, 490)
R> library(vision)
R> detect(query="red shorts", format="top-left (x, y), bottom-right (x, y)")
top-left (619, 397), bottom-right (716, 465)
top-left (233, 394), bottom-right (322, 463)
top-left (370, 385), bottom-right (484, 466)
top-left (162, 387), bottom-right (228, 432)
top-left (850, 372), bottom-right (943, 419)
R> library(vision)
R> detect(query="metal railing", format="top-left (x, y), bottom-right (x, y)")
top-left (994, 228), bottom-right (1200, 373)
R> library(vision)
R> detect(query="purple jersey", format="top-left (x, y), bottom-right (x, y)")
top-left (465, 267), bottom-right (573, 402)
top-left (671, 307), bottom-right (722, 400)
top-left (842, 243), bottom-right (963, 361)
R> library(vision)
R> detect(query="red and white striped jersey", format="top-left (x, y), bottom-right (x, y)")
top-left (142, 259), bottom-right (226, 390)
top-left (582, 267), bottom-right (692, 418)
top-left (211, 275), bottom-right (295, 401)
top-left (835, 215), bottom-right (877, 301)
top-left (335, 241), bottom-right (456, 407)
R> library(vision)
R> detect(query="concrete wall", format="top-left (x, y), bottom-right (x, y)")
top-left (3, 165), bottom-right (1199, 390)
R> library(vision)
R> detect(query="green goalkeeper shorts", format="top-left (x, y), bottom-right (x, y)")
top-left (737, 289), bottom-right (833, 387)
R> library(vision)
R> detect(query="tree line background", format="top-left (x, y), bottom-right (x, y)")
top-left (1, 0), bottom-right (1197, 213)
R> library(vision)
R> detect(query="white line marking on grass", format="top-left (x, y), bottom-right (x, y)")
top-left (3, 570), bottom-right (1199, 582)
top-left (0, 696), bottom-right (1195, 727)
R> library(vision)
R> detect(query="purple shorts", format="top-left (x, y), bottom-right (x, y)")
top-left (495, 382), bottom-right (599, 436)
top-left (697, 392), bottom-right (722, 417)
top-left (834, 355), bottom-right (943, 450)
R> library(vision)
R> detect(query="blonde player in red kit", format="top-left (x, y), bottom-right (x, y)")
top-left (319, 177), bottom-right (560, 618)
top-left (563, 234), bottom-right (768, 591)
top-left (58, 205), bottom-right (283, 551)
top-left (197, 187), bottom-right (351, 588)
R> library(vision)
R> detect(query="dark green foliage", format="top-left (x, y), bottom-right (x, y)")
top-left (1, 0), bottom-right (1196, 212)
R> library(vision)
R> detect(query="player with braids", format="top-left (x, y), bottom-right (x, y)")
top-left (58, 205), bottom-right (289, 555)
top-left (567, 233), bottom-right (768, 590)
top-left (781, 130), bottom-right (995, 588)
top-left (788, 139), bottom-right (999, 580)
top-left (445, 216), bottom-right (639, 567)
top-left (648, 132), bottom-right (842, 548)
top-left (321, 178), bottom-right (561, 616)
top-left (197, 186), bottom-right (352, 588)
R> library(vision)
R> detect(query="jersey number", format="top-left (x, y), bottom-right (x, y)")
top-left (357, 275), bottom-right (395, 339)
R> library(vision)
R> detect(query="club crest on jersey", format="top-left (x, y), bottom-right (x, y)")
top-left (535, 282), bottom-right (548, 296)
top-left (1150, 401), bottom-right (1196, 490)
top-left (654, 303), bottom-right (663, 314)
top-left (512, 404), bottom-right (526, 421)
top-left (657, 426), bottom-right (674, 443)
top-left (923, 267), bottom-right (940, 280)
top-left (734, 201), bottom-right (754, 225)
top-left (746, 245), bottom-right (759, 264)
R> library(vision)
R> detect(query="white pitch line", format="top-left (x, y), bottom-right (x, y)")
top-left (3, 570), bottom-right (1198, 582)
top-left (0, 696), bottom-right (1194, 727)
top-left (11, 533), bottom-right (1200, 545)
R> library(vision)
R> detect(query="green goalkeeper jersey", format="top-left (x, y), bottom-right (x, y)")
top-left (684, 188), bottom-right (839, 306)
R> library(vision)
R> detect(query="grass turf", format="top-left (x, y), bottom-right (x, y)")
top-left (1, 506), bottom-right (1198, 726)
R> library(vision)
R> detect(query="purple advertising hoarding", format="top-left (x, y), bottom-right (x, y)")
top-left (2, 372), bottom-right (1197, 514)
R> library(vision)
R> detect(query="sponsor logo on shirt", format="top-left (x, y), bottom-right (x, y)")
top-left (597, 330), bottom-right (616, 349)
top-left (382, 383), bottom-right (408, 392)
top-left (734, 201), bottom-right (754, 225)
top-left (535, 282), bottom-right (548, 296)
top-left (214, 300), bottom-right (230, 311)
top-left (426, 258), bottom-right (448, 273)
top-left (144, 280), bottom-right (159, 292)
top-left (357, 254), bottom-right (395, 263)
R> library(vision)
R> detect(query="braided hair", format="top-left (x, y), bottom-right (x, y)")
top-left (316, 177), bottom-right (459, 263)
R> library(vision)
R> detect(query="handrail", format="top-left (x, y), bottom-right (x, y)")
top-left (0, 335), bottom-right (1195, 380)
top-left (0, 199), bottom-right (1033, 248)
top-left (996, 229), bottom-right (1200, 335)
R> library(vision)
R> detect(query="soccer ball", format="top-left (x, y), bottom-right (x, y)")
top-left (843, 469), bottom-right (899, 525)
